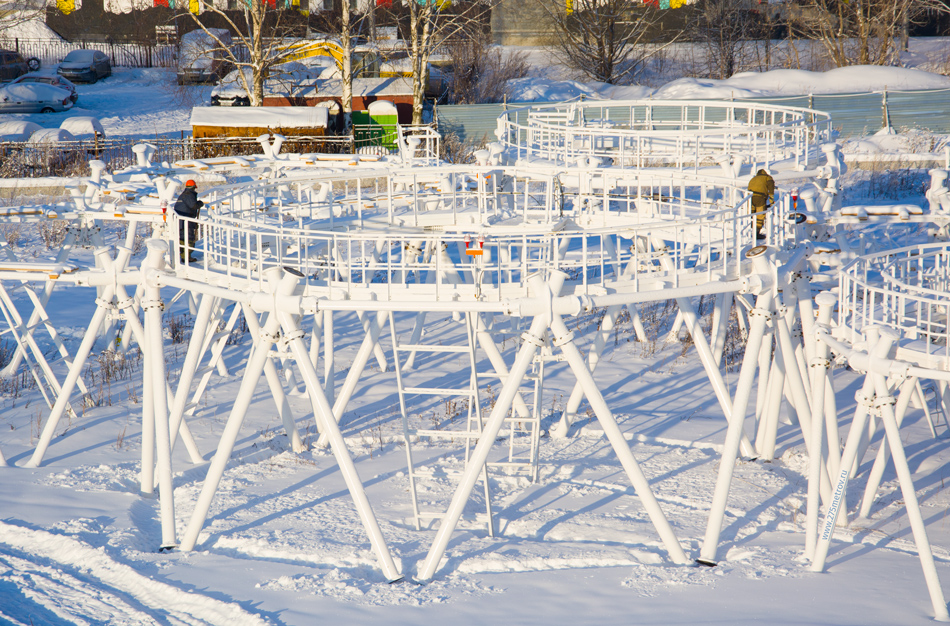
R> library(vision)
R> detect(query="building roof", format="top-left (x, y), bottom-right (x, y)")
top-left (190, 106), bottom-right (329, 128)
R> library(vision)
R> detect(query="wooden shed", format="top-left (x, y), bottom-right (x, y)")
top-left (190, 106), bottom-right (329, 139)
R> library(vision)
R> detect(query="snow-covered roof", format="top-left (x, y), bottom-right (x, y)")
top-left (191, 106), bottom-right (329, 129)
top-left (294, 76), bottom-right (414, 99)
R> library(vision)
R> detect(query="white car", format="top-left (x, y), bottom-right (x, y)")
top-left (9, 72), bottom-right (78, 103)
top-left (0, 83), bottom-right (73, 113)
top-left (210, 62), bottom-right (325, 106)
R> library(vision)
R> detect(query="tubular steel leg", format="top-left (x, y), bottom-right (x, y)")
top-left (554, 304), bottom-right (621, 437)
top-left (314, 311), bottom-right (387, 448)
top-left (275, 288), bottom-right (402, 582)
top-left (677, 297), bottom-right (757, 458)
top-left (551, 312), bottom-right (689, 565)
top-left (142, 241), bottom-right (177, 549)
top-left (179, 271), bottom-right (297, 552)
top-left (869, 332), bottom-right (950, 622)
top-left (26, 249), bottom-right (116, 468)
top-left (804, 292), bottom-right (836, 560)
top-left (699, 291), bottom-right (773, 564)
top-left (238, 302), bottom-right (304, 451)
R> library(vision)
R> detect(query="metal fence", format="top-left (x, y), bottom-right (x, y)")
top-left (0, 134), bottom-right (359, 178)
top-left (0, 37), bottom-right (177, 69)
top-left (0, 37), bottom-right (255, 69)
top-left (436, 88), bottom-right (950, 144)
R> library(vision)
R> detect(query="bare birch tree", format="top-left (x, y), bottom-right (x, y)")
top-left (0, 0), bottom-right (46, 36)
top-left (539, 0), bottom-right (676, 85)
top-left (788, 0), bottom-right (950, 67)
top-left (403, 0), bottom-right (492, 124)
top-left (184, 1), bottom-right (305, 106)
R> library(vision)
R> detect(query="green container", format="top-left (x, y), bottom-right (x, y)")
top-left (353, 111), bottom-right (398, 150)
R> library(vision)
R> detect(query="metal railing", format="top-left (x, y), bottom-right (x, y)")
top-left (496, 99), bottom-right (835, 173)
top-left (837, 243), bottom-right (950, 367)
top-left (171, 165), bottom-right (791, 300)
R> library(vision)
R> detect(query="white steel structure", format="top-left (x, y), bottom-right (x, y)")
top-left (496, 99), bottom-right (834, 173)
top-left (0, 97), bottom-right (949, 620)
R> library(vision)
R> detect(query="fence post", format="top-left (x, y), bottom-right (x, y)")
top-left (882, 89), bottom-right (891, 131)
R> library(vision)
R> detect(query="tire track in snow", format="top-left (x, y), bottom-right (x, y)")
top-left (0, 522), bottom-right (271, 626)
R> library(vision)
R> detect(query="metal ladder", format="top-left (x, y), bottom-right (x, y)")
top-left (392, 311), bottom-right (496, 534)
top-left (918, 379), bottom-right (950, 439)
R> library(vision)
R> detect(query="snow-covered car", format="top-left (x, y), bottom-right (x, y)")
top-left (0, 120), bottom-right (41, 141)
top-left (28, 128), bottom-right (76, 144)
top-left (9, 72), bottom-right (78, 103)
top-left (57, 49), bottom-right (111, 84)
top-left (0, 83), bottom-right (74, 113)
top-left (177, 28), bottom-right (233, 85)
top-left (210, 62), bottom-right (323, 106)
top-left (60, 116), bottom-right (105, 140)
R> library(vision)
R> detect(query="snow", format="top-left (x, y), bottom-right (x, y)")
top-left (649, 66), bottom-right (950, 100)
top-left (0, 17), bottom-right (63, 41)
top-left (507, 66), bottom-right (950, 103)
top-left (59, 116), bottom-right (105, 139)
top-left (27, 127), bottom-right (75, 143)
top-left (190, 106), bottom-right (329, 129)
top-left (0, 120), bottom-right (41, 142)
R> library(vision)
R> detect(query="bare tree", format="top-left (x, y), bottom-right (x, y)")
top-left (690, 0), bottom-right (756, 79)
top-left (445, 31), bottom-right (528, 104)
top-left (183, 2), bottom-right (305, 107)
top-left (539, 0), bottom-right (675, 85)
top-left (788, 0), bottom-right (950, 67)
top-left (0, 0), bottom-right (45, 36)
top-left (402, 0), bottom-right (492, 124)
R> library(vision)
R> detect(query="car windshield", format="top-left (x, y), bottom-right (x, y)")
top-left (64, 50), bottom-right (95, 63)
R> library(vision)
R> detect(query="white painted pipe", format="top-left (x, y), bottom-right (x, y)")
top-left (179, 269), bottom-right (299, 552)
top-left (804, 291), bottom-right (836, 560)
top-left (143, 240), bottom-right (177, 549)
top-left (550, 312), bottom-right (689, 564)
top-left (275, 278), bottom-right (402, 582)
top-left (167, 293), bottom-right (216, 457)
top-left (238, 302), bottom-right (304, 453)
top-left (315, 311), bottom-right (387, 448)
top-left (677, 296), bottom-right (757, 458)
top-left (26, 248), bottom-right (117, 468)
top-left (554, 304), bottom-right (620, 437)
top-left (868, 331), bottom-right (950, 622)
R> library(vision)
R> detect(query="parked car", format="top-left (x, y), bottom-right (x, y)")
top-left (9, 73), bottom-right (78, 103)
top-left (57, 50), bottom-right (111, 84)
top-left (0, 83), bottom-right (74, 113)
top-left (0, 120), bottom-right (42, 142)
top-left (0, 49), bottom-right (28, 82)
top-left (177, 28), bottom-right (233, 85)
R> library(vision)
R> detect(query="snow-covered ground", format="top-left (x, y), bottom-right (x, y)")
top-left (1, 38), bottom-right (950, 626)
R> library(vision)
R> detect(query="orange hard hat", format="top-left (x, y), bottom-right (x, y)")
top-left (185, 179), bottom-right (197, 187)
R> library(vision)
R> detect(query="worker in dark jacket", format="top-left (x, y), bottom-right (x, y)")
top-left (174, 179), bottom-right (203, 263)
top-left (747, 169), bottom-right (774, 240)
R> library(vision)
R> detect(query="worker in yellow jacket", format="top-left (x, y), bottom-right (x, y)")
top-left (747, 169), bottom-right (774, 240)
